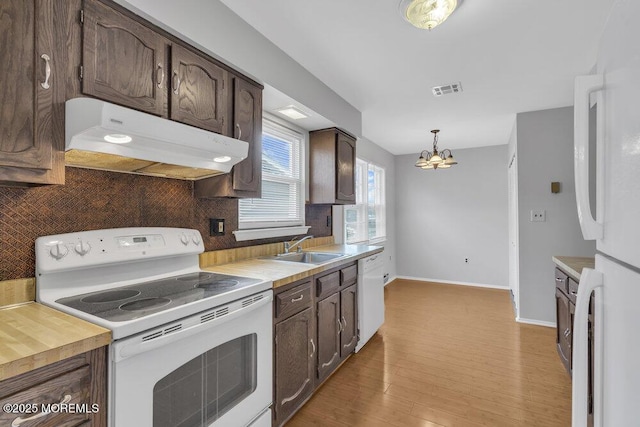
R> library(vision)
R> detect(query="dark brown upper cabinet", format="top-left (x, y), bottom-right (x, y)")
top-left (170, 44), bottom-right (229, 134)
top-left (309, 128), bottom-right (356, 204)
top-left (0, 0), bottom-right (65, 186)
top-left (194, 77), bottom-right (263, 198)
top-left (82, 0), bottom-right (168, 117)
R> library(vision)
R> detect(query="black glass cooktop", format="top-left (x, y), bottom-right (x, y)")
top-left (56, 272), bottom-right (262, 322)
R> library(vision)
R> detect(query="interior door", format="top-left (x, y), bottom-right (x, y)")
top-left (507, 153), bottom-right (519, 314)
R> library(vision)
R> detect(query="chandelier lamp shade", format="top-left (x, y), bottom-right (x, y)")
top-left (414, 129), bottom-right (458, 170)
top-left (399, 0), bottom-right (461, 30)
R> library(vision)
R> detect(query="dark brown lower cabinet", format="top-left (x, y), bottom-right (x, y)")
top-left (0, 347), bottom-right (107, 427)
top-left (340, 285), bottom-right (358, 357)
top-left (316, 292), bottom-right (341, 383)
top-left (274, 307), bottom-right (314, 426)
top-left (554, 265), bottom-right (595, 427)
top-left (556, 287), bottom-right (572, 373)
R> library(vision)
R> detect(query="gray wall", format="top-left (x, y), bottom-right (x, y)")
top-left (115, 0), bottom-right (361, 137)
top-left (395, 145), bottom-right (509, 288)
top-left (516, 107), bottom-right (596, 323)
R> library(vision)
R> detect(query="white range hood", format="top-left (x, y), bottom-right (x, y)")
top-left (65, 98), bottom-right (248, 180)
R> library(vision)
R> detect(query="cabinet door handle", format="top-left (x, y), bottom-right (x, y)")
top-left (11, 394), bottom-right (71, 427)
top-left (40, 54), bottom-right (51, 89)
top-left (172, 71), bottom-right (181, 95)
top-left (337, 317), bottom-right (343, 334)
top-left (341, 316), bottom-right (347, 331)
top-left (291, 295), bottom-right (304, 303)
top-left (310, 338), bottom-right (315, 358)
top-left (236, 123), bottom-right (242, 140)
top-left (156, 63), bottom-right (164, 88)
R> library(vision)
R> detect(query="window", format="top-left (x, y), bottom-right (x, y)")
top-left (344, 159), bottom-right (386, 244)
top-left (238, 119), bottom-right (304, 231)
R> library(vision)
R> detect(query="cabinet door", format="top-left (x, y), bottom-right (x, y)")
top-left (170, 45), bottom-right (229, 134)
top-left (274, 308), bottom-right (314, 426)
top-left (82, 0), bottom-right (167, 116)
top-left (336, 132), bottom-right (356, 203)
top-left (0, 0), bottom-right (64, 185)
top-left (231, 78), bottom-right (262, 196)
top-left (555, 288), bottom-right (571, 374)
top-left (340, 285), bottom-right (358, 358)
top-left (317, 293), bottom-right (340, 382)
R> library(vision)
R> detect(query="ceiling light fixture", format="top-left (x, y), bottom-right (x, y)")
top-left (399, 0), bottom-right (461, 30)
top-left (275, 105), bottom-right (309, 120)
top-left (414, 129), bottom-right (458, 170)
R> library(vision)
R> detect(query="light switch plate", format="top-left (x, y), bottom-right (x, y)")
top-left (530, 210), bottom-right (546, 222)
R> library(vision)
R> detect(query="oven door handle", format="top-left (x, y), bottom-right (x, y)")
top-left (115, 292), bottom-right (273, 362)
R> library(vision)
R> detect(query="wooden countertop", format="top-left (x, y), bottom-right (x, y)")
top-left (0, 302), bottom-right (111, 381)
top-left (203, 244), bottom-right (384, 288)
top-left (0, 242), bottom-right (380, 382)
top-left (552, 256), bottom-right (595, 281)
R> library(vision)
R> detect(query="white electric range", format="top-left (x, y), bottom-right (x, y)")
top-left (36, 227), bottom-right (273, 427)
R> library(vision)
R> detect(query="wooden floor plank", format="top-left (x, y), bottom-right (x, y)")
top-left (286, 279), bottom-right (571, 426)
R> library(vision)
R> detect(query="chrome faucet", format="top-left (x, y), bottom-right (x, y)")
top-left (284, 235), bottom-right (314, 253)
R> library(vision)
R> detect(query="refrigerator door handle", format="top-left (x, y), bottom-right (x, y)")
top-left (574, 74), bottom-right (604, 240)
top-left (572, 268), bottom-right (603, 427)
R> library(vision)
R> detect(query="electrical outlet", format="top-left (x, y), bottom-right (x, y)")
top-left (530, 210), bottom-right (546, 222)
top-left (209, 219), bottom-right (225, 236)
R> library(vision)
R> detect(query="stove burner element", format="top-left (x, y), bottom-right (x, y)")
top-left (81, 289), bottom-right (141, 304)
top-left (120, 297), bottom-right (171, 312)
top-left (177, 272), bottom-right (213, 281)
top-left (196, 279), bottom-right (239, 291)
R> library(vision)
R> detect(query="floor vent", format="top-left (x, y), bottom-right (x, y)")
top-left (432, 82), bottom-right (463, 97)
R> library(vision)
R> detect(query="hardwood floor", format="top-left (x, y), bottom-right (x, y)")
top-left (287, 279), bottom-right (571, 426)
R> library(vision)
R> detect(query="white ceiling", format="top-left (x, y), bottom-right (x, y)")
top-left (221, 0), bottom-right (614, 154)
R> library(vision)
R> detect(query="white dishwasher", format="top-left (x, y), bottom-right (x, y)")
top-left (356, 252), bottom-right (385, 352)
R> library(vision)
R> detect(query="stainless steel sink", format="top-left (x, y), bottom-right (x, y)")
top-left (263, 252), bottom-right (345, 264)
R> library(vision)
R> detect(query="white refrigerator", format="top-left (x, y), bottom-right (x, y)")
top-left (572, 0), bottom-right (640, 426)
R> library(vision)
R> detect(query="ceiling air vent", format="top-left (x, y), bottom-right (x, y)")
top-left (432, 82), bottom-right (463, 97)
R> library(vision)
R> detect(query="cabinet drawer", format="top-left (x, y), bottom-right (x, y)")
top-left (340, 264), bottom-right (357, 287)
top-left (316, 271), bottom-right (340, 300)
top-left (568, 278), bottom-right (579, 304)
top-left (276, 282), bottom-right (312, 321)
top-left (0, 366), bottom-right (92, 427)
top-left (555, 268), bottom-right (569, 293)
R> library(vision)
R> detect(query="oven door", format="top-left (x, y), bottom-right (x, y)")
top-left (110, 290), bottom-right (273, 427)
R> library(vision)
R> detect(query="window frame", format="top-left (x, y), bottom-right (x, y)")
top-left (344, 158), bottom-right (386, 244)
top-left (235, 115), bottom-right (308, 240)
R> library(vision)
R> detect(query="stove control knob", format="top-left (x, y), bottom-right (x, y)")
top-left (49, 242), bottom-right (69, 260)
top-left (74, 241), bottom-right (91, 256)
top-left (192, 234), bottom-right (201, 245)
top-left (180, 233), bottom-right (189, 245)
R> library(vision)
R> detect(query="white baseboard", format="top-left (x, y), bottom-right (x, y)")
top-left (384, 276), bottom-right (398, 287)
top-left (395, 275), bottom-right (509, 290)
top-left (516, 317), bottom-right (556, 328)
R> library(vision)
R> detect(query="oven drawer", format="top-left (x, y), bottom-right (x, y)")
top-left (0, 366), bottom-right (92, 427)
top-left (316, 271), bottom-right (340, 300)
top-left (275, 281), bottom-right (312, 321)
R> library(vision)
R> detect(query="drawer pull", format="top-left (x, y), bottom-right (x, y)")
top-left (11, 394), bottom-right (71, 427)
top-left (291, 295), bottom-right (304, 303)
top-left (556, 278), bottom-right (565, 282)
top-left (570, 290), bottom-right (578, 296)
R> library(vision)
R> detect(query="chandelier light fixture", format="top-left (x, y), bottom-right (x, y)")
top-left (414, 129), bottom-right (458, 170)
top-left (399, 0), bottom-right (461, 30)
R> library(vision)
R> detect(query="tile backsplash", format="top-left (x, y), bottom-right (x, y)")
top-left (0, 167), bottom-right (331, 280)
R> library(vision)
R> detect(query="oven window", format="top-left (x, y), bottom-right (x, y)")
top-left (152, 334), bottom-right (257, 427)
